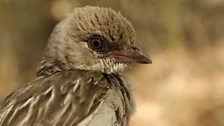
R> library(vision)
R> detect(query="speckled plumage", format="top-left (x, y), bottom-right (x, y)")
top-left (0, 6), bottom-right (150, 126)
top-left (0, 70), bottom-right (134, 126)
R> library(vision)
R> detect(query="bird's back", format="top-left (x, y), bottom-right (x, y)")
top-left (0, 70), bottom-right (135, 126)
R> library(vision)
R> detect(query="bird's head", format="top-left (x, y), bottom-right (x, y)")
top-left (39, 6), bottom-right (151, 75)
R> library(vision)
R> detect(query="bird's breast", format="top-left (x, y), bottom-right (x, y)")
top-left (78, 74), bottom-right (135, 126)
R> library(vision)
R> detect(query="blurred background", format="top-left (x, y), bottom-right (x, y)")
top-left (0, 0), bottom-right (224, 125)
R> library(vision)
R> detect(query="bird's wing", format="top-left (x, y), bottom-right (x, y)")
top-left (0, 70), bottom-right (109, 126)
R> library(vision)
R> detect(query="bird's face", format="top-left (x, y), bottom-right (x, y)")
top-left (46, 6), bottom-right (151, 74)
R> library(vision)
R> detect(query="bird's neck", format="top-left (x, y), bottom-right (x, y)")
top-left (36, 57), bottom-right (127, 77)
top-left (36, 58), bottom-right (70, 77)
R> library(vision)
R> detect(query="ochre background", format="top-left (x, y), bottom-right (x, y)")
top-left (0, 0), bottom-right (224, 126)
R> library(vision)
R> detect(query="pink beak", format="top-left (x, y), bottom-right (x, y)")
top-left (109, 45), bottom-right (152, 64)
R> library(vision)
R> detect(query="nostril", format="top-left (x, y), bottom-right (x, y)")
top-left (131, 46), bottom-right (140, 51)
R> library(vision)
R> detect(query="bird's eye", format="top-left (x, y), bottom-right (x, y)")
top-left (88, 36), bottom-right (107, 53)
top-left (90, 38), bottom-right (103, 49)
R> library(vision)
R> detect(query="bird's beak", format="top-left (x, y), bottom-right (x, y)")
top-left (109, 45), bottom-right (152, 64)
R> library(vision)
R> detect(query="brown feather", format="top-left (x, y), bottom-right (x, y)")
top-left (0, 70), bottom-right (135, 126)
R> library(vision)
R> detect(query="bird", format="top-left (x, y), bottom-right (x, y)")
top-left (0, 6), bottom-right (151, 126)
